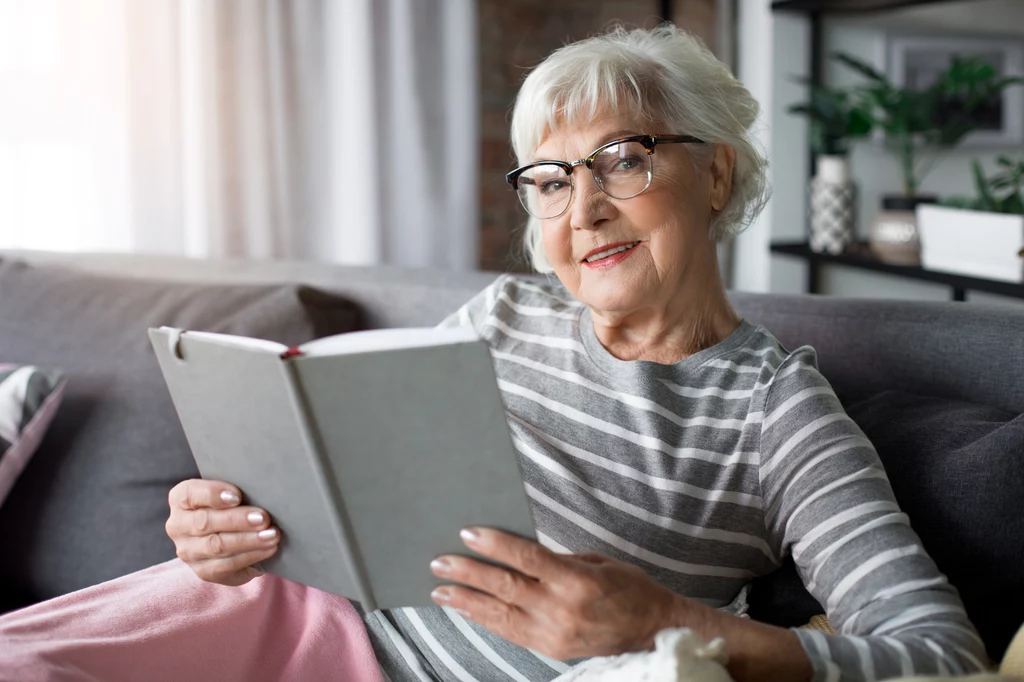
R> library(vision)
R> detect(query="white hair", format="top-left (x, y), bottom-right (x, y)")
top-left (510, 24), bottom-right (770, 273)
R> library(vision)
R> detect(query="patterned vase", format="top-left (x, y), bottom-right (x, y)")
top-left (809, 155), bottom-right (856, 255)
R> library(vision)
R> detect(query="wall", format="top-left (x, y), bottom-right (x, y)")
top-left (476, 0), bottom-right (718, 271)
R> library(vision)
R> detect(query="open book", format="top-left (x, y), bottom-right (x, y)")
top-left (149, 326), bottom-right (537, 612)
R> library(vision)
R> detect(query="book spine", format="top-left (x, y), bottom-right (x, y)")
top-left (277, 357), bottom-right (378, 612)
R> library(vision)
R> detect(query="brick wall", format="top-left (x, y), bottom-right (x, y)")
top-left (477, 0), bottom-right (718, 271)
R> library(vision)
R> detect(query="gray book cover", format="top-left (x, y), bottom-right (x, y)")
top-left (149, 327), bottom-right (537, 612)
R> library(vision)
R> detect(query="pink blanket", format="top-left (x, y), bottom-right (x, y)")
top-left (0, 559), bottom-right (385, 682)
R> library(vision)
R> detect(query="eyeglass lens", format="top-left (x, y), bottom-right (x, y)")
top-left (516, 140), bottom-right (653, 219)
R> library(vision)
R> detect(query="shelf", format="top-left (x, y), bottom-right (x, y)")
top-left (771, 0), bottom-right (961, 14)
top-left (770, 241), bottom-right (1024, 301)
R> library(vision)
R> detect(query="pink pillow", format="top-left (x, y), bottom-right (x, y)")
top-left (0, 364), bottom-right (66, 506)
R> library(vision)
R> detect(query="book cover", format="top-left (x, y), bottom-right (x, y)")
top-left (149, 327), bottom-right (537, 611)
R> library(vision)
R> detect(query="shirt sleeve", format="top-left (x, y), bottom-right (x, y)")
top-left (434, 274), bottom-right (509, 333)
top-left (757, 346), bottom-right (990, 681)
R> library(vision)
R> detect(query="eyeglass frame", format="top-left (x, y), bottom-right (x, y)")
top-left (504, 133), bottom-right (706, 219)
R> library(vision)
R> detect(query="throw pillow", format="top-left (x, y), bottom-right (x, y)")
top-left (846, 391), bottom-right (1024, 662)
top-left (0, 365), bottom-right (65, 506)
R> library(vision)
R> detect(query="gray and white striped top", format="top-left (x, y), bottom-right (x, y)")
top-left (361, 275), bottom-right (988, 682)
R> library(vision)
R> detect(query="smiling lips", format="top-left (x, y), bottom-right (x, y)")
top-left (582, 241), bottom-right (640, 269)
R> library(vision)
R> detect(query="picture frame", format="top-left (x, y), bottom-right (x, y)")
top-left (886, 33), bottom-right (1024, 147)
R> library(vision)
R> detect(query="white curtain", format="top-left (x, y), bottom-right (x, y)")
top-left (326, 0), bottom-right (478, 269)
top-left (0, 0), bottom-right (479, 270)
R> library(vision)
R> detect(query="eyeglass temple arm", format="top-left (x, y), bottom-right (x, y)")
top-left (652, 134), bottom-right (705, 145)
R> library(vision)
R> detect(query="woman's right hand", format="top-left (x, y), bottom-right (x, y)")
top-left (166, 479), bottom-right (281, 586)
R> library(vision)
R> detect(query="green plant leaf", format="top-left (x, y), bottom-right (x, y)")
top-left (973, 159), bottom-right (997, 211)
top-left (832, 52), bottom-right (888, 83)
top-left (940, 196), bottom-right (981, 210)
top-left (1002, 193), bottom-right (1024, 216)
top-left (847, 108), bottom-right (873, 137)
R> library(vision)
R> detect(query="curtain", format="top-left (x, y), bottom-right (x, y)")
top-left (2, 0), bottom-right (479, 270)
top-left (326, 0), bottom-right (478, 269)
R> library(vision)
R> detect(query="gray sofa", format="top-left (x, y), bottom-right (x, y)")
top-left (1, 251), bottom-right (1022, 662)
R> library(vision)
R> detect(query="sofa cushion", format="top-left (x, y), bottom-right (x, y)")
top-left (748, 391), bottom-right (1024, 661)
top-left (849, 391), bottom-right (1024, 660)
top-left (0, 365), bottom-right (66, 507)
top-left (0, 259), bottom-right (361, 611)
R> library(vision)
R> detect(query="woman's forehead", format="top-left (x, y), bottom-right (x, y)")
top-left (533, 111), bottom-right (654, 162)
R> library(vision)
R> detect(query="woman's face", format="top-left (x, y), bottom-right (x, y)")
top-left (534, 113), bottom-right (731, 318)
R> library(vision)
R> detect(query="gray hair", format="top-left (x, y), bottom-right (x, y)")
top-left (510, 24), bottom-right (770, 273)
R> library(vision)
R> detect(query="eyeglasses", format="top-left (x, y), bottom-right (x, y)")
top-left (505, 134), bottom-right (704, 220)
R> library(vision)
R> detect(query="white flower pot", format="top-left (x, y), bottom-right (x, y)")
top-left (917, 204), bottom-right (1024, 283)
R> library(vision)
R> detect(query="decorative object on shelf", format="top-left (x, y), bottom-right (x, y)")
top-left (870, 194), bottom-right (936, 266)
top-left (886, 34), bottom-right (1024, 148)
top-left (810, 156), bottom-right (857, 254)
top-left (833, 51), bottom-right (1023, 263)
top-left (788, 79), bottom-right (872, 254)
top-left (918, 157), bottom-right (1024, 283)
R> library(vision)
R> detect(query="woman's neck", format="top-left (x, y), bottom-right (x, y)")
top-left (588, 258), bottom-right (741, 365)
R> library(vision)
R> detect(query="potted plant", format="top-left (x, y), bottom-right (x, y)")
top-left (918, 156), bottom-right (1024, 283)
top-left (788, 82), bottom-right (873, 254)
top-left (832, 52), bottom-right (1023, 264)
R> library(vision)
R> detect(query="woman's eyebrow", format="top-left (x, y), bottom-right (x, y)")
top-left (531, 129), bottom-right (641, 163)
top-left (594, 129), bottom-right (639, 146)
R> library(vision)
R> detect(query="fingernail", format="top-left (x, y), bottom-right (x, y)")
top-left (430, 558), bottom-right (452, 576)
top-left (455, 608), bottom-right (472, 619)
top-left (431, 588), bottom-right (452, 604)
top-left (459, 527), bottom-right (481, 545)
top-left (258, 528), bottom-right (278, 540)
top-left (221, 490), bottom-right (240, 505)
top-left (247, 511), bottom-right (265, 526)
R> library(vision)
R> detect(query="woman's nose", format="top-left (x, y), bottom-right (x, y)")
top-left (568, 172), bottom-right (614, 231)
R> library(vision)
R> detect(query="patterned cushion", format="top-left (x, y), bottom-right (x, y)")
top-left (0, 365), bottom-right (65, 506)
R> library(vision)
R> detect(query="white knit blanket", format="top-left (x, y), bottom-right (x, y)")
top-left (552, 628), bottom-right (734, 682)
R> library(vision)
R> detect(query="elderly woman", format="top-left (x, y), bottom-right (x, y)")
top-left (4, 25), bottom-right (987, 682)
top-left (161, 26), bottom-right (988, 682)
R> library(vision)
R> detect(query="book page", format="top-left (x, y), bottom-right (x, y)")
top-left (164, 327), bottom-right (289, 354)
top-left (298, 326), bottom-right (478, 357)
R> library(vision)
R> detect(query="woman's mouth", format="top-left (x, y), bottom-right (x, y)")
top-left (582, 241), bottom-right (641, 269)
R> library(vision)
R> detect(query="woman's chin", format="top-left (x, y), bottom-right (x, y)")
top-left (576, 285), bottom-right (648, 317)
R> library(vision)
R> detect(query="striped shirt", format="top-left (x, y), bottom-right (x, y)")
top-left (362, 275), bottom-right (988, 682)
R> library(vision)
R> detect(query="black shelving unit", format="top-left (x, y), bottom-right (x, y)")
top-left (771, 241), bottom-right (1024, 301)
top-left (772, 0), bottom-right (962, 13)
top-left (769, 0), bottom-right (981, 297)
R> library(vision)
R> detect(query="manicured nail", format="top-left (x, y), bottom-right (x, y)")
top-left (459, 528), bottom-right (481, 545)
top-left (221, 490), bottom-right (240, 505)
top-left (430, 558), bottom-right (452, 576)
top-left (257, 528), bottom-right (278, 540)
top-left (247, 511), bottom-right (265, 526)
top-left (431, 588), bottom-right (452, 604)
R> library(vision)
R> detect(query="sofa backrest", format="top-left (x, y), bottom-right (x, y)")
top-left (730, 292), bottom-right (1024, 414)
top-left (9, 249), bottom-right (1024, 413)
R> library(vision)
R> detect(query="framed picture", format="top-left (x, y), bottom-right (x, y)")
top-left (886, 34), bottom-right (1024, 147)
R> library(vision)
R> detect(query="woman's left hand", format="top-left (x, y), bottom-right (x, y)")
top-left (429, 527), bottom-right (698, 660)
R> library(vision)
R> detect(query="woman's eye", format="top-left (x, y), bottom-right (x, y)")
top-left (540, 180), bottom-right (569, 194)
top-left (614, 155), bottom-right (643, 171)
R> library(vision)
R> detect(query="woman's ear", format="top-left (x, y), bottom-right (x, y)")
top-left (709, 145), bottom-right (736, 212)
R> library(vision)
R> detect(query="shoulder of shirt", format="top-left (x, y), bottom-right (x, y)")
top-left (723, 322), bottom-right (821, 379)
top-left (488, 274), bottom-right (582, 313)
